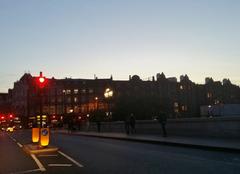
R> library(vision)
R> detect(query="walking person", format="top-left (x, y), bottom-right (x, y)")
top-left (129, 113), bottom-right (136, 134)
top-left (158, 111), bottom-right (167, 137)
top-left (86, 118), bottom-right (90, 132)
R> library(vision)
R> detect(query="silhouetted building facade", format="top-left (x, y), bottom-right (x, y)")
top-left (8, 73), bottom-right (240, 126)
top-left (0, 93), bottom-right (11, 115)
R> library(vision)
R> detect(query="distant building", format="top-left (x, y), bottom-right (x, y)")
top-left (6, 72), bottom-right (240, 126)
top-left (0, 93), bottom-right (11, 114)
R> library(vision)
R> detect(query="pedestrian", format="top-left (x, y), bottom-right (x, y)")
top-left (129, 113), bottom-right (136, 134)
top-left (86, 119), bottom-right (90, 132)
top-left (124, 116), bottom-right (130, 135)
top-left (158, 111), bottom-right (167, 137)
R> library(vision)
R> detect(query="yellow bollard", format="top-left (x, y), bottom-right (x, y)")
top-left (32, 128), bottom-right (40, 143)
top-left (40, 128), bottom-right (50, 147)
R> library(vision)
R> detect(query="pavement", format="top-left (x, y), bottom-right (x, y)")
top-left (55, 129), bottom-right (240, 152)
top-left (1, 131), bottom-right (84, 174)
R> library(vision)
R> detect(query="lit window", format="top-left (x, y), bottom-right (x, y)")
top-left (180, 85), bottom-right (183, 90)
top-left (81, 89), bottom-right (86, 93)
top-left (74, 89), bottom-right (79, 94)
top-left (62, 90), bottom-right (66, 94)
top-left (66, 89), bottom-right (71, 94)
top-left (74, 97), bottom-right (78, 103)
top-left (174, 102), bottom-right (178, 107)
top-left (181, 105), bottom-right (188, 111)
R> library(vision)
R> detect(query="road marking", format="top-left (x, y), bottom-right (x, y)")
top-left (58, 151), bottom-right (84, 168)
top-left (48, 164), bottom-right (73, 167)
top-left (38, 154), bottom-right (58, 157)
top-left (17, 142), bottom-right (23, 148)
top-left (30, 154), bottom-right (46, 172)
top-left (9, 136), bottom-right (17, 142)
top-left (11, 168), bottom-right (41, 174)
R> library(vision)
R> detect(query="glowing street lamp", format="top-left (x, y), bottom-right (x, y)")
top-left (104, 88), bottom-right (113, 98)
top-left (104, 88), bottom-right (113, 121)
top-left (95, 97), bottom-right (99, 110)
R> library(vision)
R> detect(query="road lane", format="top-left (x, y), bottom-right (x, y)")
top-left (10, 130), bottom-right (240, 174)
top-left (9, 130), bottom-right (83, 174)
top-left (0, 132), bottom-right (39, 174)
top-left (50, 131), bottom-right (240, 174)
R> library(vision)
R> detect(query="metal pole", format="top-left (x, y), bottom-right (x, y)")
top-left (40, 88), bottom-right (42, 129)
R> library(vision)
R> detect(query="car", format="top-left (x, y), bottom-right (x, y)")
top-left (6, 127), bottom-right (14, 132)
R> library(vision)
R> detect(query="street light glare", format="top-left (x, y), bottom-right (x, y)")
top-left (104, 88), bottom-right (113, 98)
top-left (109, 91), bottom-right (113, 97)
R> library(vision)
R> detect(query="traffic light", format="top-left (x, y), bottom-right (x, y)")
top-left (36, 72), bottom-right (47, 88)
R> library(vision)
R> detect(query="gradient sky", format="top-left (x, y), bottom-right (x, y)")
top-left (0, 0), bottom-right (240, 92)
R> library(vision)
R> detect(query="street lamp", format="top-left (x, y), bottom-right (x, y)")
top-left (104, 88), bottom-right (113, 120)
top-left (104, 88), bottom-right (113, 98)
top-left (95, 97), bottom-right (99, 110)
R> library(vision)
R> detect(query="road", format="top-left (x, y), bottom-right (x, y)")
top-left (1, 130), bottom-right (240, 174)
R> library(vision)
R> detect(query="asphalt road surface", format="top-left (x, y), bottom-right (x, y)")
top-left (1, 129), bottom-right (240, 174)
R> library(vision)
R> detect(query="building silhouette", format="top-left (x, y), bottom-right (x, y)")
top-left (1, 73), bottom-right (240, 126)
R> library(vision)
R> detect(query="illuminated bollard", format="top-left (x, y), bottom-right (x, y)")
top-left (40, 128), bottom-right (50, 147)
top-left (32, 128), bottom-right (40, 143)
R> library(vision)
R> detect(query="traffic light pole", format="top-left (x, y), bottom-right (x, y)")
top-left (40, 87), bottom-right (43, 129)
top-left (32, 72), bottom-right (50, 147)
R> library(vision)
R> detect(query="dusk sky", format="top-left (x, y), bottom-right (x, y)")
top-left (0, 0), bottom-right (240, 92)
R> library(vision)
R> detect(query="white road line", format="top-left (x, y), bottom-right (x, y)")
top-left (38, 154), bottom-right (58, 157)
top-left (7, 134), bottom-right (18, 143)
top-left (48, 164), bottom-right (73, 167)
top-left (10, 168), bottom-right (41, 174)
top-left (58, 151), bottom-right (84, 168)
top-left (30, 154), bottom-right (46, 172)
top-left (17, 142), bottom-right (23, 148)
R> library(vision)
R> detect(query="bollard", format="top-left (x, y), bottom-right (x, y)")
top-left (32, 128), bottom-right (40, 143)
top-left (40, 128), bottom-right (50, 147)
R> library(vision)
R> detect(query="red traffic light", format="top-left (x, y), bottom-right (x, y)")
top-left (39, 77), bottom-right (45, 83)
top-left (36, 72), bottom-right (47, 88)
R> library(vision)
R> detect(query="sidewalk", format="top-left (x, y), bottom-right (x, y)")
top-left (54, 130), bottom-right (240, 152)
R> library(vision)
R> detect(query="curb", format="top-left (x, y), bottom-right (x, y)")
top-left (58, 132), bottom-right (240, 153)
